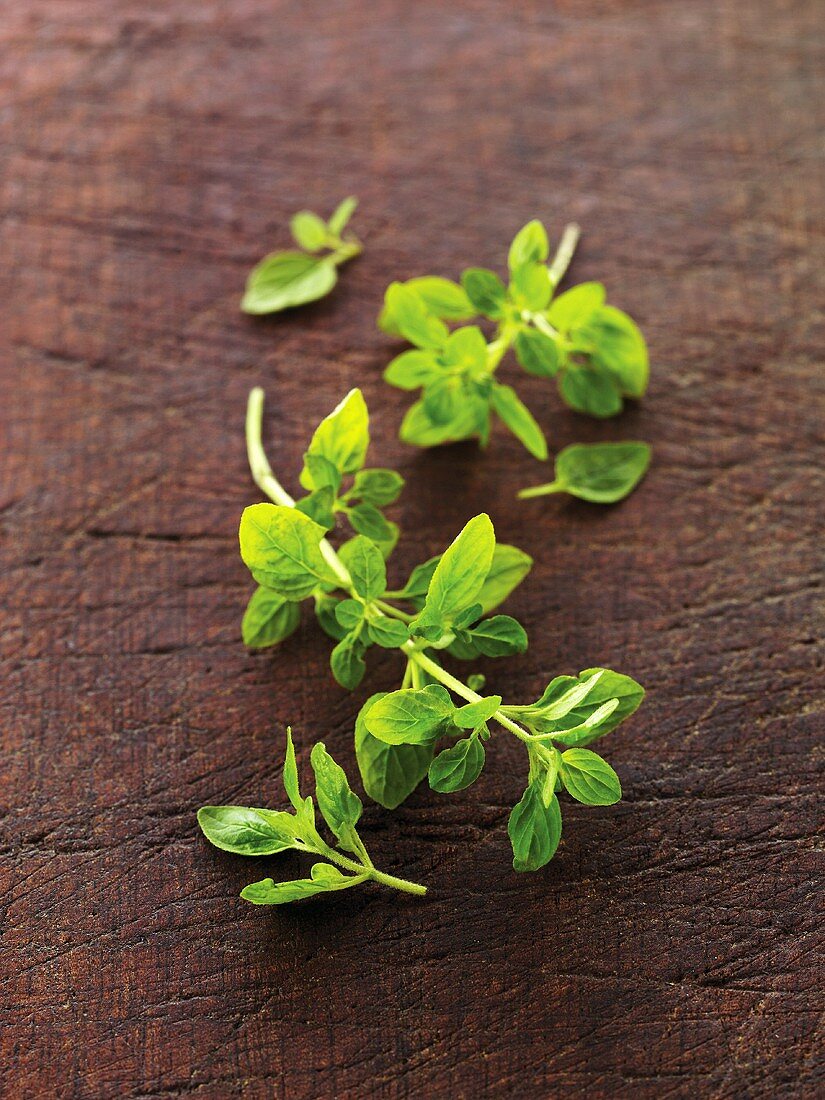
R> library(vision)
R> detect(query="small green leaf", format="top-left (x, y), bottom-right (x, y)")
top-left (310, 742), bottom-right (363, 844)
top-left (384, 349), bottom-right (441, 390)
top-left (240, 863), bottom-right (357, 905)
top-left (283, 727), bottom-right (302, 810)
top-left (508, 220), bottom-right (549, 273)
top-left (514, 328), bottom-right (560, 378)
top-left (396, 555), bottom-right (440, 600)
top-left (327, 195), bottom-right (358, 238)
top-left (461, 268), bottom-right (506, 318)
top-left (417, 513), bottom-right (496, 627)
top-left (300, 388), bottom-right (370, 485)
top-left (520, 441), bottom-right (651, 503)
top-left (365, 684), bottom-right (456, 745)
top-left (346, 535), bottom-right (387, 600)
top-left (476, 544), bottom-right (533, 614)
top-left (314, 593), bottom-right (347, 640)
top-left (197, 806), bottom-right (302, 856)
top-left (560, 748), bottom-right (622, 805)
top-left (334, 598), bottom-right (364, 632)
top-left (546, 282), bottom-right (606, 331)
top-left (439, 326), bottom-right (488, 372)
top-left (239, 503), bottom-right (337, 599)
top-left (301, 453), bottom-right (342, 494)
top-left (580, 305), bottom-right (648, 397)
top-left (423, 375), bottom-right (467, 425)
top-left (403, 276), bottom-right (475, 321)
top-left (241, 586), bottom-right (301, 649)
top-left (559, 367), bottom-right (623, 418)
top-left (366, 616), bottom-right (409, 648)
top-left (290, 210), bottom-right (329, 252)
top-left (490, 383), bottom-right (548, 460)
top-left (352, 468), bottom-right (405, 507)
top-left (355, 692), bottom-right (433, 809)
top-left (508, 783), bottom-right (562, 872)
top-left (453, 696), bottom-right (502, 728)
top-left (428, 736), bottom-right (485, 793)
top-left (348, 502), bottom-right (397, 549)
top-left (242, 252), bottom-right (337, 314)
top-left (295, 485), bottom-right (336, 529)
top-left (400, 396), bottom-right (488, 448)
top-left (454, 615), bottom-right (528, 659)
top-left (382, 283), bottom-right (449, 349)
top-left (330, 631), bottom-right (367, 690)
top-left (510, 262), bottom-right (552, 311)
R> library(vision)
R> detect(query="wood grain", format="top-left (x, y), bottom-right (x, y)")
top-left (1, 1), bottom-right (822, 1096)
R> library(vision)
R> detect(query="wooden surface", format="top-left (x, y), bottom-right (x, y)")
top-left (1, 2), bottom-right (823, 1097)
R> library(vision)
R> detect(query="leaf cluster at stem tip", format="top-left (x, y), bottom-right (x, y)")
top-left (379, 220), bottom-right (650, 456)
top-left (198, 386), bottom-right (646, 904)
top-left (242, 197), bottom-right (361, 315)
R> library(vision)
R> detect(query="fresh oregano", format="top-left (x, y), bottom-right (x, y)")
top-left (241, 197), bottom-right (361, 315)
top-left (198, 729), bottom-right (427, 904)
top-left (203, 386), bottom-right (644, 886)
top-left (519, 441), bottom-right (652, 503)
top-left (379, 221), bottom-right (649, 454)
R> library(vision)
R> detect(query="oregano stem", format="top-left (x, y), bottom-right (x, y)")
top-left (246, 387), bottom-right (353, 590)
top-left (305, 828), bottom-right (427, 896)
top-left (402, 644), bottom-right (534, 745)
top-left (547, 222), bottom-right (580, 287)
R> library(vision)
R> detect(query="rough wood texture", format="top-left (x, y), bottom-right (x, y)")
top-left (1, 2), bottom-right (822, 1097)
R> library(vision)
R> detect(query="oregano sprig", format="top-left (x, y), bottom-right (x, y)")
top-left (216, 386), bottom-right (645, 877)
top-left (519, 441), bottom-right (652, 503)
top-left (198, 729), bottom-right (427, 904)
top-left (242, 197), bottom-right (361, 315)
top-left (379, 221), bottom-right (649, 454)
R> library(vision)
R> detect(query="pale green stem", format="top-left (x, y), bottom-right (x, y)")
top-left (246, 388), bottom-right (353, 590)
top-left (517, 480), bottom-right (564, 500)
top-left (547, 222), bottom-right (580, 287)
top-left (305, 832), bottom-right (426, 896)
top-left (331, 237), bottom-right (362, 266)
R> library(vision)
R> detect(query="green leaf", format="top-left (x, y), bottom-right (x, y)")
top-left (381, 283), bottom-right (449, 349)
top-left (295, 485), bottom-right (336, 529)
top-left (300, 388), bottom-right (369, 486)
top-left (334, 598), bottom-right (364, 632)
top-left (283, 727), bottom-right (302, 810)
top-left (346, 535), bottom-right (387, 600)
top-left (241, 586), bottom-right (301, 648)
top-left (541, 698), bottom-right (620, 747)
top-left (301, 453), bottom-right (342, 494)
top-left (355, 692), bottom-right (433, 809)
top-left (327, 195), bottom-right (358, 238)
top-left (514, 328), bottom-right (560, 378)
top-left (197, 805), bottom-right (302, 856)
top-left (476, 544), bottom-right (533, 614)
top-left (240, 863), bottom-right (357, 905)
top-left (559, 749), bottom-right (622, 805)
top-left (290, 210), bottom-right (329, 252)
top-left (520, 441), bottom-right (651, 503)
top-left (508, 220), bottom-right (549, 273)
top-left (315, 593), bottom-right (347, 640)
top-left (400, 396), bottom-right (488, 447)
top-left (404, 276), bottom-right (475, 321)
top-left (552, 669), bottom-right (644, 745)
top-left (509, 262), bottom-right (552, 311)
top-left (558, 367), bottom-right (623, 418)
top-left (352, 468), bottom-right (405, 507)
top-left (384, 349), bottom-right (441, 390)
top-left (510, 669), bottom-right (644, 745)
top-left (416, 513), bottom-right (496, 628)
top-left (453, 696), bottom-right (502, 729)
top-left (239, 503), bottom-right (336, 599)
top-left (330, 631), bottom-right (367, 690)
top-left (423, 375), bottom-right (467, 426)
top-left (546, 282), bottom-right (606, 331)
top-left (439, 326), bottom-right (488, 372)
top-left (365, 684), bottom-right (456, 745)
top-left (310, 742), bottom-right (363, 844)
top-left (428, 736), bottom-right (485, 793)
top-left (580, 305), bottom-right (649, 397)
top-left (242, 252), bottom-right (337, 315)
top-left (490, 383), bottom-right (548, 460)
top-left (453, 615), bottom-right (528, 659)
top-left (366, 616), bottom-right (409, 648)
top-left (461, 268), bottom-right (506, 318)
top-left (348, 502), bottom-right (397, 548)
top-left (396, 555), bottom-right (440, 600)
top-left (508, 783), bottom-right (562, 872)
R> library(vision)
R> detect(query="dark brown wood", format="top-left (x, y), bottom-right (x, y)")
top-left (1, 2), bottom-right (822, 1096)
